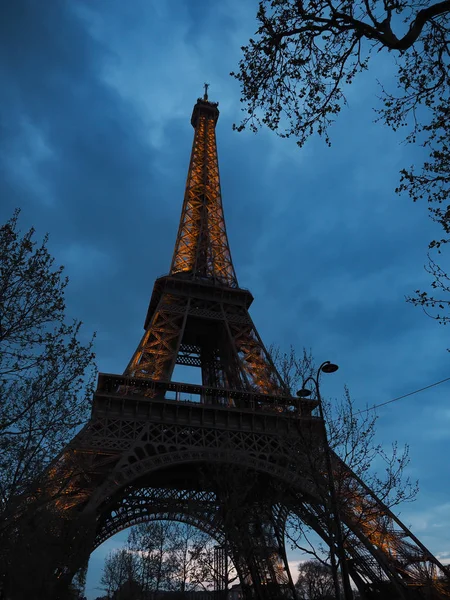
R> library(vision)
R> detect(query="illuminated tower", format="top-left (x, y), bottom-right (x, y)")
top-left (13, 92), bottom-right (449, 600)
top-left (124, 88), bottom-right (287, 400)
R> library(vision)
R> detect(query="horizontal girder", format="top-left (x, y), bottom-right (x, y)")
top-left (95, 486), bottom-right (223, 549)
top-left (96, 372), bottom-right (310, 411)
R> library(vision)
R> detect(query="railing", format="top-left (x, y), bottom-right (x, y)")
top-left (156, 272), bottom-right (252, 293)
top-left (96, 372), bottom-right (318, 417)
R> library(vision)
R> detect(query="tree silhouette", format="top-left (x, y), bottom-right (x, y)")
top-left (233, 0), bottom-right (450, 329)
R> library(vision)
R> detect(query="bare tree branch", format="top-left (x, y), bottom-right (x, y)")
top-left (234, 0), bottom-right (450, 335)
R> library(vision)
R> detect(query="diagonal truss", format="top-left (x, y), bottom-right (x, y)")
top-left (170, 97), bottom-right (237, 287)
top-left (123, 276), bottom-right (288, 400)
top-left (125, 292), bottom-right (189, 383)
top-left (334, 453), bottom-right (450, 596)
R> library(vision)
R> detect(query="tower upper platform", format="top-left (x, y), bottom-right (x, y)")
top-left (191, 97), bottom-right (219, 128)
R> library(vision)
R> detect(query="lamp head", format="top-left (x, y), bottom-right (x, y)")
top-left (321, 362), bottom-right (339, 374)
top-left (296, 388), bottom-right (312, 398)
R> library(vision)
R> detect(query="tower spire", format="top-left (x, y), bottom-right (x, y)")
top-left (170, 94), bottom-right (238, 287)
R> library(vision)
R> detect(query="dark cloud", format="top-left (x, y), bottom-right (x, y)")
top-left (0, 0), bottom-right (180, 367)
top-left (1, 1), bottom-right (449, 596)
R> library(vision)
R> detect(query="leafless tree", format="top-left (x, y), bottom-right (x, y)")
top-left (233, 1), bottom-right (450, 327)
top-left (0, 211), bottom-right (96, 599)
top-left (295, 560), bottom-right (335, 600)
top-left (408, 253), bottom-right (450, 329)
top-left (0, 210), bottom-right (96, 518)
top-left (187, 540), bottom-right (239, 593)
top-left (100, 548), bottom-right (140, 599)
top-left (270, 346), bottom-right (418, 564)
top-left (169, 522), bottom-right (212, 593)
top-left (103, 521), bottom-right (238, 597)
top-left (127, 521), bottom-right (179, 594)
top-left (69, 566), bottom-right (88, 600)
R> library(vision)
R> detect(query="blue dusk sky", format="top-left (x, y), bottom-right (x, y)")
top-left (1, 1), bottom-right (449, 597)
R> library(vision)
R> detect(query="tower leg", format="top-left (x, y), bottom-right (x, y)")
top-left (225, 505), bottom-right (296, 600)
top-left (2, 507), bottom-right (96, 600)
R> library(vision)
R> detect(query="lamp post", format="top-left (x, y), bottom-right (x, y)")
top-left (297, 361), bottom-right (353, 600)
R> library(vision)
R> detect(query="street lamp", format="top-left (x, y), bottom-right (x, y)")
top-left (297, 361), bottom-right (353, 600)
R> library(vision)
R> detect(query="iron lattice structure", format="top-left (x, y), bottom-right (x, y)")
top-left (14, 94), bottom-right (449, 600)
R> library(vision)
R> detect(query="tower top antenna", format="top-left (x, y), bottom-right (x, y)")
top-left (203, 82), bottom-right (209, 101)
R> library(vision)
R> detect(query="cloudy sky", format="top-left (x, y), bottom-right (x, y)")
top-left (1, 1), bottom-right (449, 597)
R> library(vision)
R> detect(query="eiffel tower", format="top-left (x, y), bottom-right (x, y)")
top-left (13, 90), bottom-right (449, 600)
